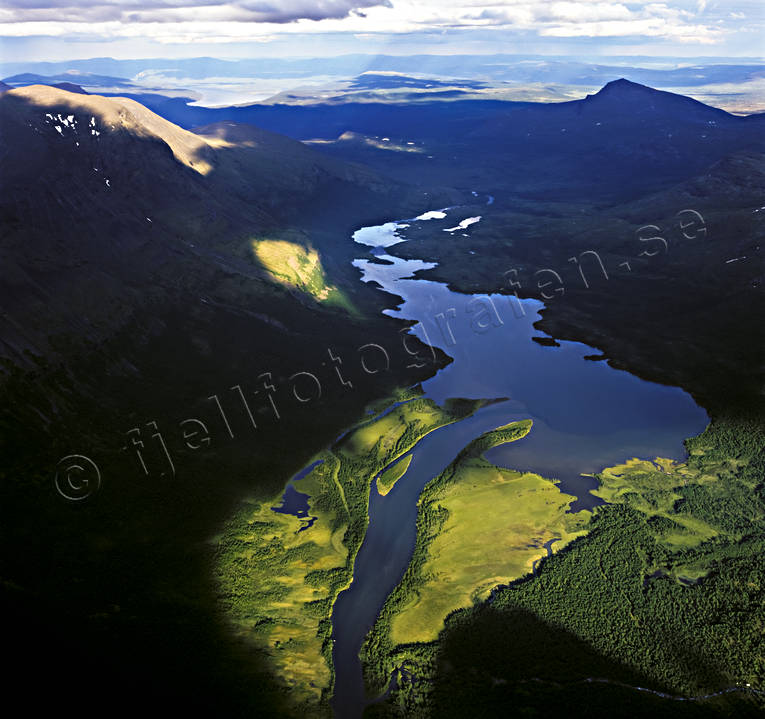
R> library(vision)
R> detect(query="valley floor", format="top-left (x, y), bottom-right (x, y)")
top-left (213, 389), bottom-right (492, 713)
top-left (362, 414), bottom-right (765, 718)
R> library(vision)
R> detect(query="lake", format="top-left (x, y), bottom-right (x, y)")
top-left (328, 205), bottom-right (709, 718)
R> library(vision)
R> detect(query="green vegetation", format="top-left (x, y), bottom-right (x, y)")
top-left (363, 413), bottom-right (765, 717)
top-left (377, 455), bottom-right (413, 496)
top-left (455, 419), bottom-right (533, 459)
top-left (592, 457), bottom-right (720, 550)
top-left (252, 237), bottom-right (353, 310)
top-left (213, 391), bottom-right (492, 714)
top-left (362, 420), bottom-right (590, 686)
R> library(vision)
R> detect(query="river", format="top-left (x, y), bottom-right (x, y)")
top-left (328, 202), bottom-right (709, 718)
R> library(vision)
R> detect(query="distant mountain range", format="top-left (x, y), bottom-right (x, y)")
top-left (2, 55), bottom-right (764, 86)
top-left (3, 71), bottom-right (133, 88)
top-left (3, 54), bottom-right (764, 113)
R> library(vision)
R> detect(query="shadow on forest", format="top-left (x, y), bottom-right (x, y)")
top-left (425, 606), bottom-right (758, 718)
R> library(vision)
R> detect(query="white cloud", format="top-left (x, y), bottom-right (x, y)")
top-left (0, 0), bottom-right (751, 47)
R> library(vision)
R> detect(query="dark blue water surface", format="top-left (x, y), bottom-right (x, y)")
top-left (271, 459), bottom-right (324, 532)
top-left (323, 208), bottom-right (709, 718)
top-left (271, 484), bottom-right (311, 518)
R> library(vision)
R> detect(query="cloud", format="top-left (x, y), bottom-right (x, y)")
top-left (400, 1), bottom-right (726, 44)
top-left (0, 0), bottom-right (749, 48)
top-left (0, 0), bottom-right (392, 25)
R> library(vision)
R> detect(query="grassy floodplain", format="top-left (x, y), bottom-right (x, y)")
top-left (362, 420), bottom-right (591, 686)
top-left (212, 388), bottom-right (493, 715)
top-left (364, 415), bottom-right (765, 717)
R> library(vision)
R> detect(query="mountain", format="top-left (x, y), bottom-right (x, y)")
top-left (0, 84), bottom-right (443, 408)
top-left (445, 78), bottom-right (763, 197)
top-left (3, 71), bottom-right (136, 88)
top-left (581, 77), bottom-right (732, 118)
top-left (310, 80), bottom-right (765, 199)
top-left (1, 82), bottom-right (457, 714)
top-left (122, 79), bottom-right (764, 200)
top-left (2, 55), bottom-right (763, 87)
top-left (0, 81), bottom-right (448, 529)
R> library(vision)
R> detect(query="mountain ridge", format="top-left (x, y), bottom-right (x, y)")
top-left (0, 84), bottom-right (441, 366)
top-left (583, 76), bottom-right (735, 120)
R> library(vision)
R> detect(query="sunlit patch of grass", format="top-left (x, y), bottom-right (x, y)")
top-left (339, 401), bottom-right (449, 460)
top-left (214, 467), bottom-right (349, 707)
top-left (383, 419), bottom-right (590, 645)
top-left (377, 454), bottom-right (412, 496)
top-left (251, 238), bottom-right (353, 310)
top-left (341, 412), bottom-right (403, 456)
top-left (390, 465), bottom-right (588, 645)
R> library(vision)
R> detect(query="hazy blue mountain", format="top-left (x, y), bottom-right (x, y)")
top-left (3, 71), bottom-right (136, 88)
top-left (2, 55), bottom-right (763, 87)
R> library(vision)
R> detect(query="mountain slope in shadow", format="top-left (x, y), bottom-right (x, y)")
top-left (117, 79), bottom-right (765, 200)
top-left (0, 85), bottom-right (449, 718)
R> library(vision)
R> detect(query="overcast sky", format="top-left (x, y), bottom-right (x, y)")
top-left (1, 1), bottom-right (762, 62)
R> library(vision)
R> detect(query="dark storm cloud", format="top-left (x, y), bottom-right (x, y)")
top-left (0, 0), bottom-right (392, 24)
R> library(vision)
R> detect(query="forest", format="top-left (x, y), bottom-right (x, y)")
top-left (362, 412), bottom-right (765, 717)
